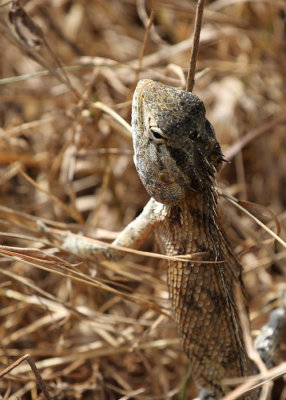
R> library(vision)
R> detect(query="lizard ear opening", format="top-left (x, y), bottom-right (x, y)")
top-left (189, 130), bottom-right (199, 140)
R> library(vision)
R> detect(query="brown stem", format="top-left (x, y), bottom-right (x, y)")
top-left (186, 0), bottom-right (205, 92)
top-left (0, 354), bottom-right (52, 400)
top-left (136, 0), bottom-right (156, 80)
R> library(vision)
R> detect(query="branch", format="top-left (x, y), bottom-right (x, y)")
top-left (186, 0), bottom-right (205, 92)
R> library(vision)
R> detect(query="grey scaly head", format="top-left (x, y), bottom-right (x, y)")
top-left (131, 79), bottom-right (224, 205)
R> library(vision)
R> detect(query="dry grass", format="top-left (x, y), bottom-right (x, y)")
top-left (0, 0), bottom-right (286, 399)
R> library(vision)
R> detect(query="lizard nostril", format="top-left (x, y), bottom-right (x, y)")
top-left (159, 173), bottom-right (173, 184)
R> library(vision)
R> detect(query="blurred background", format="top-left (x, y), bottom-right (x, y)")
top-left (0, 1), bottom-right (286, 398)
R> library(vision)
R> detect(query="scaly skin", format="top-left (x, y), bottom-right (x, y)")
top-left (132, 79), bottom-right (256, 399)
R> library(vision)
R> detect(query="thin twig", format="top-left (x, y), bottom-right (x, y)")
top-left (39, 224), bottom-right (229, 264)
top-left (136, 0), bottom-right (156, 81)
top-left (222, 362), bottom-right (286, 400)
top-left (223, 193), bottom-right (286, 250)
top-left (235, 286), bottom-right (272, 400)
top-left (92, 101), bottom-right (132, 136)
top-left (186, 0), bottom-right (205, 92)
top-left (16, 166), bottom-right (85, 224)
top-left (0, 17), bottom-right (81, 100)
top-left (0, 354), bottom-right (52, 400)
top-left (224, 116), bottom-right (286, 161)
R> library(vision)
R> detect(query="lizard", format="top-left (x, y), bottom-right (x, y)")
top-left (131, 79), bottom-right (255, 399)
top-left (59, 79), bottom-right (286, 399)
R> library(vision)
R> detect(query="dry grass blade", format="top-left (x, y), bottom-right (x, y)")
top-left (7, 1), bottom-right (81, 99)
top-left (16, 166), bottom-right (85, 224)
top-left (92, 102), bottom-right (132, 137)
top-left (0, 244), bottom-right (168, 315)
top-left (223, 193), bottom-right (286, 250)
top-left (0, 19), bottom-right (78, 99)
top-left (224, 117), bottom-right (286, 161)
top-left (235, 287), bottom-right (271, 399)
top-left (222, 362), bottom-right (286, 400)
top-left (45, 224), bottom-right (229, 264)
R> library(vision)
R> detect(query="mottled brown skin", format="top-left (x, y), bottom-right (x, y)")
top-left (132, 80), bottom-right (256, 399)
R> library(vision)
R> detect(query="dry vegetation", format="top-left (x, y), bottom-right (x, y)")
top-left (1, 0), bottom-right (286, 399)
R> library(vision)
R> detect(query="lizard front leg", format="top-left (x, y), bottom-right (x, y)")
top-left (61, 198), bottom-right (165, 261)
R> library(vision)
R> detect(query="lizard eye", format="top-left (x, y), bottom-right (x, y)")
top-left (149, 127), bottom-right (166, 143)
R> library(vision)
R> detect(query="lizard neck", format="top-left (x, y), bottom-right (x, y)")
top-left (156, 186), bottom-right (224, 260)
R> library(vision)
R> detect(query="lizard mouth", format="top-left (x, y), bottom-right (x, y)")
top-left (158, 171), bottom-right (199, 196)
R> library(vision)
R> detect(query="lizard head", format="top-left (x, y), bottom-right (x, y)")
top-left (132, 79), bottom-right (224, 205)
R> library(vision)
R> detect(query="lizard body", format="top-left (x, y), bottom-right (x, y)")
top-left (131, 79), bottom-right (255, 399)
